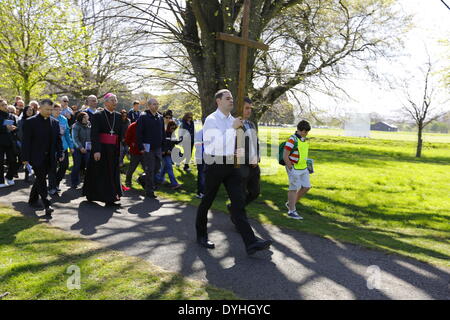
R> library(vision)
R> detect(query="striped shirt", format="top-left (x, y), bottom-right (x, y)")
top-left (284, 135), bottom-right (299, 163)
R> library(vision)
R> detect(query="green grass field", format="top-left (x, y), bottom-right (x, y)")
top-left (0, 207), bottom-right (236, 300)
top-left (132, 127), bottom-right (450, 267)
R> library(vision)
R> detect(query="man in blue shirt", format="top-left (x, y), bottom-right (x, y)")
top-left (136, 98), bottom-right (165, 198)
top-left (48, 103), bottom-right (74, 194)
top-left (127, 101), bottom-right (141, 123)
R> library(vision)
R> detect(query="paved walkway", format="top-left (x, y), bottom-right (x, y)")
top-left (1, 179), bottom-right (449, 300)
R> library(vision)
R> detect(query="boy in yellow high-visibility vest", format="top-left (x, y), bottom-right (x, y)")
top-left (283, 120), bottom-right (311, 220)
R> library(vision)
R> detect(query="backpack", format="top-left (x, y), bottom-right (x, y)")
top-left (278, 134), bottom-right (298, 165)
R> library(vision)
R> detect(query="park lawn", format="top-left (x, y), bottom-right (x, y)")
top-left (0, 207), bottom-right (237, 300)
top-left (124, 129), bottom-right (450, 267)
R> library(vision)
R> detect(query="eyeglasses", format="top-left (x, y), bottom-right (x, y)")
top-left (63, 101), bottom-right (69, 103)
top-left (165, 116), bottom-right (172, 119)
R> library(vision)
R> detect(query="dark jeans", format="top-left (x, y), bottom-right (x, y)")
top-left (143, 149), bottom-right (161, 195)
top-left (0, 145), bottom-right (17, 183)
top-left (240, 165), bottom-right (261, 206)
top-left (196, 163), bottom-right (206, 195)
top-left (196, 164), bottom-right (257, 247)
top-left (48, 150), bottom-right (69, 189)
top-left (125, 153), bottom-right (144, 185)
top-left (71, 149), bottom-right (90, 187)
top-left (119, 142), bottom-right (129, 166)
top-left (29, 156), bottom-right (51, 207)
top-left (156, 155), bottom-right (178, 186)
top-left (184, 140), bottom-right (194, 168)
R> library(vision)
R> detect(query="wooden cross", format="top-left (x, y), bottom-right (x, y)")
top-left (216, 0), bottom-right (269, 117)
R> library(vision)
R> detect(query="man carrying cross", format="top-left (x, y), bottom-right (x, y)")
top-left (196, 89), bottom-right (272, 255)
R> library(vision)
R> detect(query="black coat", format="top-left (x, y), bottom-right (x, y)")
top-left (0, 110), bottom-right (17, 148)
top-left (21, 114), bottom-right (63, 168)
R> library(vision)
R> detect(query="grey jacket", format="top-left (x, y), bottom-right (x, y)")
top-left (72, 122), bottom-right (91, 150)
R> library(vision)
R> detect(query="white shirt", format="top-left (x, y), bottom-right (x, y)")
top-left (203, 109), bottom-right (236, 157)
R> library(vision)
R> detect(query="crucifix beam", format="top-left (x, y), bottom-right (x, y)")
top-left (216, 0), bottom-right (269, 117)
top-left (216, 33), bottom-right (269, 51)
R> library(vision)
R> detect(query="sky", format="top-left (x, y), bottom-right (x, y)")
top-left (312, 0), bottom-right (450, 118)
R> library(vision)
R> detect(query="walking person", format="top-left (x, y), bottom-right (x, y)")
top-left (155, 120), bottom-right (182, 189)
top-left (195, 89), bottom-right (272, 255)
top-left (124, 121), bottom-right (144, 188)
top-left (180, 112), bottom-right (195, 172)
top-left (17, 105), bottom-right (36, 182)
top-left (70, 112), bottom-right (91, 189)
top-left (22, 99), bottom-right (63, 217)
top-left (119, 109), bottom-right (131, 167)
top-left (136, 98), bottom-right (165, 199)
top-left (48, 103), bottom-right (74, 195)
top-left (283, 120), bottom-right (312, 220)
top-left (239, 98), bottom-right (261, 206)
top-left (82, 93), bottom-right (124, 207)
top-left (0, 99), bottom-right (18, 188)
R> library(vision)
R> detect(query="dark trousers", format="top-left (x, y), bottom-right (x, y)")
top-left (30, 156), bottom-right (51, 207)
top-left (49, 150), bottom-right (69, 189)
top-left (125, 153), bottom-right (144, 185)
top-left (240, 165), bottom-right (261, 206)
top-left (196, 164), bottom-right (257, 247)
top-left (0, 145), bottom-right (17, 184)
top-left (184, 140), bottom-right (194, 168)
top-left (143, 149), bottom-right (161, 195)
top-left (71, 149), bottom-right (90, 187)
top-left (196, 163), bottom-right (206, 195)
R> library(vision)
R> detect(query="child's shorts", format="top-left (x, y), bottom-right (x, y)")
top-left (286, 167), bottom-right (311, 191)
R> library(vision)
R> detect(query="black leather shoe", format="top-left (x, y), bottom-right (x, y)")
top-left (246, 239), bottom-right (273, 255)
top-left (197, 237), bottom-right (215, 249)
top-left (45, 206), bottom-right (54, 216)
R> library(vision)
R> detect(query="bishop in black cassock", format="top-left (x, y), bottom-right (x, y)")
top-left (82, 93), bottom-right (123, 206)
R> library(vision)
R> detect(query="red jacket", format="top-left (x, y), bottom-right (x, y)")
top-left (125, 122), bottom-right (141, 155)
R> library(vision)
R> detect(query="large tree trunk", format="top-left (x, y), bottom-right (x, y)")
top-left (416, 123), bottom-right (423, 158)
top-left (24, 90), bottom-right (31, 106)
top-left (185, 1), bottom-right (262, 118)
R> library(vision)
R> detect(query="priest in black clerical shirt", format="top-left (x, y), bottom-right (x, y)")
top-left (22, 99), bottom-right (63, 217)
top-left (82, 93), bottom-right (123, 207)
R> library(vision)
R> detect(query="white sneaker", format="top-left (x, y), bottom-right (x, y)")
top-left (6, 179), bottom-right (14, 186)
top-left (196, 193), bottom-right (204, 199)
top-left (0, 183), bottom-right (10, 188)
top-left (287, 211), bottom-right (303, 220)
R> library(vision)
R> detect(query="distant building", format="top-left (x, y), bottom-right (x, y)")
top-left (370, 122), bottom-right (398, 132)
